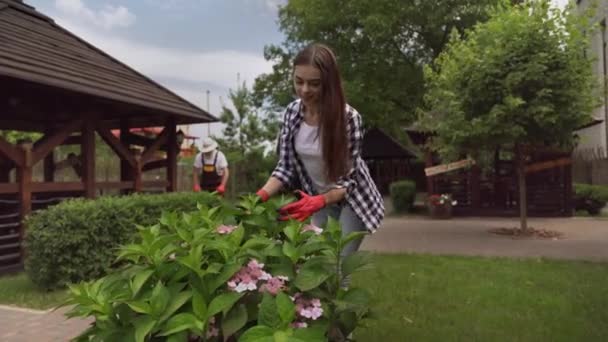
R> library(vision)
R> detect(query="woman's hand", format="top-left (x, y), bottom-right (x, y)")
top-left (278, 190), bottom-right (326, 222)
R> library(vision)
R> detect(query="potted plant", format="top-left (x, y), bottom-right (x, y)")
top-left (428, 193), bottom-right (457, 219)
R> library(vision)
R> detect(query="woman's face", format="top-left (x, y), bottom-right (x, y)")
top-left (293, 64), bottom-right (322, 109)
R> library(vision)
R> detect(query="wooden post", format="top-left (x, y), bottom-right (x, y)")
top-left (120, 121), bottom-right (133, 194)
top-left (424, 149), bottom-right (435, 195)
top-left (43, 152), bottom-right (54, 182)
top-left (166, 118), bottom-right (177, 192)
top-left (82, 120), bottom-right (96, 198)
top-left (17, 143), bottom-right (32, 263)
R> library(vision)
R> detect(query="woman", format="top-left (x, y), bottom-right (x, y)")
top-left (256, 43), bottom-right (384, 257)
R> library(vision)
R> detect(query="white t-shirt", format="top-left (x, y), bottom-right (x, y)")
top-left (294, 122), bottom-right (335, 193)
top-left (193, 151), bottom-right (228, 176)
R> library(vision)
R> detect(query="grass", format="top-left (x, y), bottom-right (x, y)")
top-left (0, 273), bottom-right (69, 310)
top-left (1, 254), bottom-right (608, 341)
top-left (352, 254), bottom-right (608, 342)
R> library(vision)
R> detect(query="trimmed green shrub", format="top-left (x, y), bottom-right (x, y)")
top-left (573, 184), bottom-right (608, 215)
top-left (24, 192), bottom-right (220, 289)
top-left (390, 180), bottom-right (417, 213)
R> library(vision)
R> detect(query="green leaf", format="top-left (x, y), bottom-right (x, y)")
top-left (239, 326), bottom-right (274, 342)
top-left (341, 252), bottom-right (373, 278)
top-left (207, 292), bottom-right (244, 317)
top-left (159, 290), bottom-right (193, 323)
top-left (127, 301), bottom-right (151, 315)
top-left (221, 304), bottom-right (248, 339)
top-left (158, 313), bottom-right (204, 336)
top-left (294, 258), bottom-right (333, 291)
top-left (276, 292), bottom-right (295, 325)
top-left (228, 225), bottom-right (245, 246)
top-left (258, 293), bottom-right (282, 329)
top-left (130, 270), bottom-right (155, 297)
top-left (242, 236), bottom-right (273, 250)
top-left (292, 325), bottom-right (327, 342)
top-left (282, 242), bottom-right (299, 263)
top-left (283, 224), bottom-right (298, 242)
top-left (150, 281), bottom-right (170, 317)
top-left (192, 289), bottom-right (207, 320)
top-left (133, 316), bottom-right (156, 342)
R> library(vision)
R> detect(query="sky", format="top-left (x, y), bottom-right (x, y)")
top-left (24, 0), bottom-right (570, 140)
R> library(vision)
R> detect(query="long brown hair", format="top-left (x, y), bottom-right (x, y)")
top-left (293, 43), bottom-right (348, 182)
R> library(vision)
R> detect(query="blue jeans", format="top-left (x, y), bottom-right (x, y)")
top-left (312, 203), bottom-right (367, 287)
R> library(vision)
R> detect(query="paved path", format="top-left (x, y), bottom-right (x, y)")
top-left (362, 216), bottom-right (608, 261)
top-left (2, 216), bottom-right (607, 340)
top-left (0, 305), bottom-right (92, 341)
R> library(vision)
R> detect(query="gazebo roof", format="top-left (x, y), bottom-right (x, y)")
top-left (0, 0), bottom-right (217, 130)
top-left (362, 128), bottom-right (417, 160)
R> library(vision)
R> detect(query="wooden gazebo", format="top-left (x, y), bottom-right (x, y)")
top-left (362, 128), bottom-right (417, 195)
top-left (0, 0), bottom-right (217, 273)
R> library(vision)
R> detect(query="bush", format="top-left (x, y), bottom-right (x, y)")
top-left (390, 180), bottom-right (417, 213)
top-left (24, 192), bottom-right (221, 289)
top-left (573, 184), bottom-right (608, 215)
top-left (63, 195), bottom-right (373, 341)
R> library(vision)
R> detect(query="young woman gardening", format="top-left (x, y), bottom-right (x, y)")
top-left (256, 43), bottom-right (384, 258)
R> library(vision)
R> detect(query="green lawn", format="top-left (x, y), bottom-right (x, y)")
top-left (0, 273), bottom-right (68, 310)
top-left (1, 254), bottom-right (607, 341)
top-left (353, 254), bottom-right (608, 341)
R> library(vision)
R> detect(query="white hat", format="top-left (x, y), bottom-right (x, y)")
top-left (200, 137), bottom-right (218, 153)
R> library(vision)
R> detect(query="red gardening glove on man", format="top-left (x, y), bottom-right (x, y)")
top-left (216, 184), bottom-right (225, 195)
top-left (278, 190), bottom-right (326, 222)
top-left (193, 184), bottom-right (201, 192)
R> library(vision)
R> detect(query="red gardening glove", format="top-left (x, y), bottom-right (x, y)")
top-left (193, 184), bottom-right (201, 192)
top-left (256, 188), bottom-right (270, 202)
top-left (216, 184), bottom-right (225, 196)
top-left (278, 190), bottom-right (325, 222)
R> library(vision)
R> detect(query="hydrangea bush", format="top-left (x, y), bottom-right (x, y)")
top-left (63, 195), bottom-right (373, 341)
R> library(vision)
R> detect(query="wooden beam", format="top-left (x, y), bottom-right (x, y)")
top-left (166, 118), bottom-right (177, 192)
top-left (0, 183), bottom-right (18, 194)
top-left (82, 120), bottom-right (96, 199)
top-left (31, 182), bottom-right (84, 192)
top-left (31, 119), bottom-right (83, 165)
top-left (96, 122), bottom-right (136, 168)
top-left (142, 158), bottom-right (167, 172)
top-left (140, 127), bottom-right (170, 165)
top-left (0, 136), bottom-right (24, 167)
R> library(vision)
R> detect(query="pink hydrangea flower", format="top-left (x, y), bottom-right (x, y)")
top-left (302, 224), bottom-right (323, 235)
top-left (259, 275), bottom-right (289, 295)
top-left (216, 224), bottom-right (237, 235)
top-left (292, 293), bottom-right (324, 321)
top-left (227, 259), bottom-right (270, 293)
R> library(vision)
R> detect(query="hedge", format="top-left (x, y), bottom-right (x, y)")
top-left (573, 183), bottom-right (608, 215)
top-left (24, 191), bottom-right (220, 289)
top-left (390, 180), bottom-right (417, 213)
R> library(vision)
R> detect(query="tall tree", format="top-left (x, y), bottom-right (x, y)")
top-left (216, 81), bottom-right (280, 196)
top-left (253, 0), bottom-right (511, 139)
top-left (421, 0), bottom-right (600, 230)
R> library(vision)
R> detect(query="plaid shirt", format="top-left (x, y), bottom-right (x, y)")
top-left (271, 99), bottom-right (385, 232)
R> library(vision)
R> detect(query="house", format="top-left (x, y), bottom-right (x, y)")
top-left (575, 0), bottom-right (608, 159)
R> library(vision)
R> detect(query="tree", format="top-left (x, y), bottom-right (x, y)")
top-left (421, 0), bottom-right (600, 230)
top-left (253, 0), bottom-right (512, 140)
top-left (216, 80), bottom-right (280, 196)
